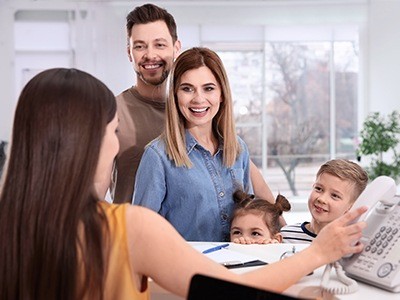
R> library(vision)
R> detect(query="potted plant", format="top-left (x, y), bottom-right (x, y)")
top-left (356, 110), bottom-right (400, 182)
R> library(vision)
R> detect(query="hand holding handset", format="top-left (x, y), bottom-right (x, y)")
top-left (341, 176), bottom-right (400, 293)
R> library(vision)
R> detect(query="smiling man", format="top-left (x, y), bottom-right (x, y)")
top-left (112, 4), bottom-right (181, 203)
top-left (280, 159), bottom-right (368, 243)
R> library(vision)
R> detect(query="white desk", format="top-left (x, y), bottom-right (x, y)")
top-left (150, 242), bottom-right (399, 299)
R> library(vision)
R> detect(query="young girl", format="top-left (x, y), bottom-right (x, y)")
top-left (231, 191), bottom-right (291, 244)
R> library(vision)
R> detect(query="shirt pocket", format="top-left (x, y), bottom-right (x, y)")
top-left (229, 168), bottom-right (245, 191)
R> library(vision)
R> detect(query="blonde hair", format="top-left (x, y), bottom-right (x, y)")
top-left (164, 47), bottom-right (240, 167)
top-left (316, 159), bottom-right (369, 202)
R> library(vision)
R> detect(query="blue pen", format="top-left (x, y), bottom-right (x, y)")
top-left (202, 243), bottom-right (230, 254)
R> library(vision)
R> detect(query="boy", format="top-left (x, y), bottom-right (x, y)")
top-left (280, 159), bottom-right (368, 243)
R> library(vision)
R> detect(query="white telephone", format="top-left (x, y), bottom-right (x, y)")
top-left (341, 175), bottom-right (400, 293)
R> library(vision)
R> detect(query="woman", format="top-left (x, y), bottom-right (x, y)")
top-left (0, 68), bottom-right (367, 299)
top-left (134, 47), bottom-right (257, 241)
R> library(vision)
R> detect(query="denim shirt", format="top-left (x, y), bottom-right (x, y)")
top-left (133, 130), bottom-right (252, 242)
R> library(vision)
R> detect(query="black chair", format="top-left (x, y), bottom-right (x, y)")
top-left (188, 274), bottom-right (303, 300)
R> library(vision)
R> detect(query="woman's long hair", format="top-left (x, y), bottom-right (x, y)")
top-left (0, 68), bottom-right (116, 299)
top-left (164, 47), bottom-right (240, 167)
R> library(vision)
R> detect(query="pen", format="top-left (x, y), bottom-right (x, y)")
top-left (202, 243), bottom-right (230, 254)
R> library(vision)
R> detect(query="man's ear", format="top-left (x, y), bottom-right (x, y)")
top-left (127, 47), bottom-right (133, 62)
top-left (173, 40), bottom-right (182, 59)
top-left (274, 233), bottom-right (283, 243)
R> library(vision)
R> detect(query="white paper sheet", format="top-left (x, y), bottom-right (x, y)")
top-left (191, 243), bottom-right (266, 265)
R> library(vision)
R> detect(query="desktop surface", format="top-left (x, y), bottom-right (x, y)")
top-left (149, 242), bottom-right (399, 300)
top-left (189, 242), bottom-right (400, 300)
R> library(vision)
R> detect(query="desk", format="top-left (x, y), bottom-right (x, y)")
top-left (150, 242), bottom-right (399, 299)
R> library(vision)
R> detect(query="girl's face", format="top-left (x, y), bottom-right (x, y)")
top-left (230, 213), bottom-right (278, 244)
top-left (176, 66), bottom-right (222, 130)
top-left (94, 113), bottom-right (119, 198)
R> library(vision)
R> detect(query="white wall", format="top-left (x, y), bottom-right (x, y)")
top-left (1, 0), bottom-right (400, 143)
top-left (368, 0), bottom-right (400, 114)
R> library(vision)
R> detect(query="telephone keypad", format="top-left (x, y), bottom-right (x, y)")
top-left (347, 203), bottom-right (400, 280)
top-left (351, 222), bottom-right (399, 274)
top-left (363, 224), bottom-right (399, 258)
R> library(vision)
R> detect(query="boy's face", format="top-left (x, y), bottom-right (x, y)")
top-left (308, 172), bottom-right (355, 229)
top-left (127, 20), bottom-right (181, 86)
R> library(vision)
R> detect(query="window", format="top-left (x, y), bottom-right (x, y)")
top-left (215, 32), bottom-right (359, 197)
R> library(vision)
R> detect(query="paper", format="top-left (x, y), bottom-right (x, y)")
top-left (191, 243), bottom-right (267, 266)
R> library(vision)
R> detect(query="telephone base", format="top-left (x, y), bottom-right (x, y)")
top-left (346, 273), bottom-right (400, 293)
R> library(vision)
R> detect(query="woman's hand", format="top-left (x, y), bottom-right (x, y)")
top-left (310, 206), bottom-right (368, 264)
top-left (232, 237), bottom-right (280, 245)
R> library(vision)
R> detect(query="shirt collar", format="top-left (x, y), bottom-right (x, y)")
top-left (185, 130), bottom-right (197, 154)
top-left (185, 129), bottom-right (223, 155)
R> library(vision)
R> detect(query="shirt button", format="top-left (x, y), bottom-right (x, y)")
top-left (221, 214), bottom-right (228, 221)
top-left (219, 191), bottom-right (225, 197)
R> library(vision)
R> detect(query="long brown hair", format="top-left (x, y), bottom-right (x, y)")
top-left (165, 47), bottom-right (240, 167)
top-left (232, 191), bottom-right (291, 235)
top-left (0, 68), bottom-right (116, 299)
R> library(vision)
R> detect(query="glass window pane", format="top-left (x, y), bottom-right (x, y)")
top-left (334, 41), bottom-right (359, 157)
top-left (236, 125), bottom-right (262, 165)
top-left (265, 42), bottom-right (331, 196)
top-left (215, 39), bottom-right (359, 198)
top-left (218, 51), bottom-right (263, 123)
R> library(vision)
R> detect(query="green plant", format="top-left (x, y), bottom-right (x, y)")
top-left (356, 110), bottom-right (400, 182)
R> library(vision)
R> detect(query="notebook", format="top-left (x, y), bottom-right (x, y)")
top-left (192, 243), bottom-right (267, 269)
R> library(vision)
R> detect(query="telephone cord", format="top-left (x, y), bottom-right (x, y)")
top-left (320, 261), bottom-right (359, 294)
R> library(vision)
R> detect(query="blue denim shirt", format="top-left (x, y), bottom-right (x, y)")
top-left (133, 130), bottom-right (252, 242)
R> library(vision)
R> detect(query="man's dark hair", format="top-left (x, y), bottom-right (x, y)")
top-left (126, 3), bottom-right (178, 43)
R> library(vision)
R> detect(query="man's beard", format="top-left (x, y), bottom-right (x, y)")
top-left (136, 68), bottom-right (170, 86)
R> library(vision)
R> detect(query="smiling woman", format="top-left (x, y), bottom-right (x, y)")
top-left (133, 47), bottom-right (252, 242)
top-left (176, 65), bottom-right (222, 154)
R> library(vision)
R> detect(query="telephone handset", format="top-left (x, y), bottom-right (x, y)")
top-left (341, 176), bottom-right (400, 293)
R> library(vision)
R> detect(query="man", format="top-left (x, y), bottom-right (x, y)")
top-left (113, 3), bottom-right (275, 207)
top-left (113, 4), bottom-right (180, 203)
